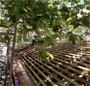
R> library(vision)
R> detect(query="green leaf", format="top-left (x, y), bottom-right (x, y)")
top-left (66, 17), bottom-right (73, 22)
top-left (58, 44), bottom-right (61, 49)
top-left (16, 14), bottom-right (21, 21)
top-left (12, 5), bottom-right (20, 15)
top-left (39, 50), bottom-right (54, 61)
top-left (45, 27), bottom-right (50, 32)
top-left (52, 34), bottom-right (58, 39)
top-left (74, 27), bottom-right (84, 33)
top-left (83, 13), bottom-right (90, 28)
top-left (0, 39), bottom-right (3, 42)
top-left (70, 10), bottom-right (77, 15)
top-left (3, 36), bottom-right (11, 40)
top-left (45, 51), bottom-right (54, 60)
top-left (26, 25), bottom-right (33, 30)
top-left (79, 35), bottom-right (84, 42)
top-left (53, 20), bottom-right (61, 26)
top-left (39, 51), bottom-right (47, 61)
top-left (86, 5), bottom-right (90, 10)
top-left (22, 25), bottom-right (33, 32)
top-left (11, 15), bottom-right (17, 23)
top-left (44, 36), bottom-right (55, 46)
top-left (88, 24), bottom-right (90, 29)
top-left (76, 0), bottom-right (80, 2)
top-left (14, 0), bottom-right (24, 3)
top-left (5, 0), bottom-right (11, 4)
top-left (69, 34), bottom-right (76, 44)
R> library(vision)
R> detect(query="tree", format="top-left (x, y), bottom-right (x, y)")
top-left (0, 0), bottom-right (90, 59)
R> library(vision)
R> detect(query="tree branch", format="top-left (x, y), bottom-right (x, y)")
top-left (1, 1), bottom-right (10, 9)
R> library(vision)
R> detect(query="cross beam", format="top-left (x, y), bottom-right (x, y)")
top-left (0, 32), bottom-right (14, 35)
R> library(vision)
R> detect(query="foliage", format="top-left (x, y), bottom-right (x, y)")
top-left (0, 0), bottom-right (90, 60)
top-left (39, 50), bottom-right (54, 61)
top-left (17, 41), bottom-right (31, 48)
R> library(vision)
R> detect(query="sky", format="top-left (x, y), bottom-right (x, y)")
top-left (77, 0), bottom-right (90, 17)
top-left (78, 0), bottom-right (84, 4)
top-left (65, 0), bottom-right (85, 7)
top-left (58, 0), bottom-right (90, 17)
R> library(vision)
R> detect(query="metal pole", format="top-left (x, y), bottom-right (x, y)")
top-left (9, 23), bottom-right (17, 86)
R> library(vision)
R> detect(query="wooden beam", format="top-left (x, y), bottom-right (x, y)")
top-left (0, 32), bottom-right (14, 35)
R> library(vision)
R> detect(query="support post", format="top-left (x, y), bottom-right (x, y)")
top-left (9, 23), bottom-right (17, 86)
top-left (4, 39), bottom-right (10, 86)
